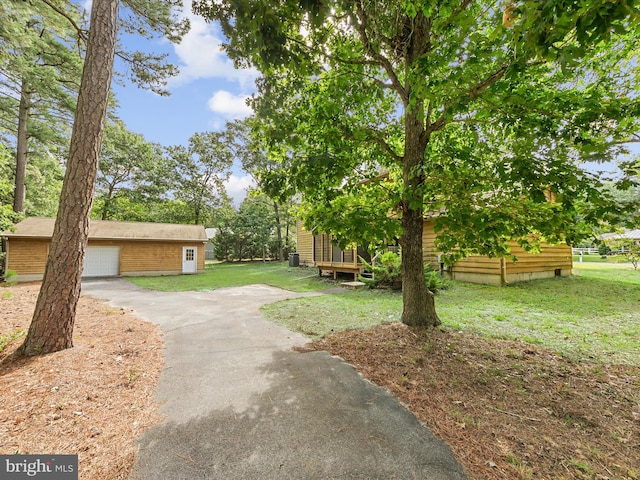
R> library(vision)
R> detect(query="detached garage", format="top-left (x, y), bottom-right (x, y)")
top-left (2, 217), bottom-right (207, 282)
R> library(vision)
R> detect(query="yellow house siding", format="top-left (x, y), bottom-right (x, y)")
top-left (504, 243), bottom-right (572, 274)
top-left (296, 220), bottom-right (314, 266)
top-left (293, 218), bottom-right (572, 286)
top-left (421, 220), bottom-right (572, 285)
top-left (451, 256), bottom-right (503, 275)
top-left (422, 221), bottom-right (439, 265)
top-left (6, 239), bottom-right (49, 274)
top-left (423, 220), bottom-right (502, 275)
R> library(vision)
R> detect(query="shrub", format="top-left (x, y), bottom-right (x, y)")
top-left (424, 266), bottom-right (451, 293)
top-left (359, 251), bottom-right (402, 290)
top-left (598, 243), bottom-right (611, 257)
top-left (359, 253), bottom-right (451, 292)
top-left (2, 269), bottom-right (17, 285)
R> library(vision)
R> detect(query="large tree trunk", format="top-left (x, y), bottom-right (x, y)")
top-left (400, 11), bottom-right (440, 328)
top-left (21, 0), bottom-right (119, 356)
top-left (13, 79), bottom-right (30, 213)
top-left (400, 113), bottom-right (440, 328)
top-left (400, 212), bottom-right (439, 327)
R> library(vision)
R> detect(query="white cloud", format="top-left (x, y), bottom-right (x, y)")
top-left (225, 174), bottom-right (255, 207)
top-left (207, 91), bottom-right (252, 118)
top-left (170, 10), bottom-right (258, 88)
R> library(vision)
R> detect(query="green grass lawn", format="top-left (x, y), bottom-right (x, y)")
top-left (262, 264), bottom-right (640, 365)
top-left (435, 265), bottom-right (640, 364)
top-left (127, 261), bottom-right (640, 365)
top-left (127, 261), bottom-right (336, 293)
top-left (572, 254), bottom-right (630, 263)
top-left (572, 254), bottom-right (608, 263)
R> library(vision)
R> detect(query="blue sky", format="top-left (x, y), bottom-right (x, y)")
top-left (112, 6), bottom-right (257, 205)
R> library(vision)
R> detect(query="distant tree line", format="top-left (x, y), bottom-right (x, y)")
top-left (212, 192), bottom-right (296, 262)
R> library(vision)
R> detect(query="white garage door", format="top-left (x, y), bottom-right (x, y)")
top-left (83, 246), bottom-right (120, 277)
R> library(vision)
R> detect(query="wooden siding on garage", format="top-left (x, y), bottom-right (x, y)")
top-left (6, 238), bottom-right (205, 280)
top-left (120, 241), bottom-right (204, 274)
top-left (6, 239), bottom-right (49, 274)
top-left (296, 220), bottom-right (314, 266)
top-left (3, 218), bottom-right (208, 281)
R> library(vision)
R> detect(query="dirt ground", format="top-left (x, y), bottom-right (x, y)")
top-left (2, 283), bottom-right (639, 479)
top-left (0, 283), bottom-right (163, 479)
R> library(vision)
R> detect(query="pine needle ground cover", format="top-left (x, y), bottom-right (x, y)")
top-left (1, 284), bottom-right (162, 479)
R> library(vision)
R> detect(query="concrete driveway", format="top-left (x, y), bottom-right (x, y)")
top-left (83, 278), bottom-right (468, 479)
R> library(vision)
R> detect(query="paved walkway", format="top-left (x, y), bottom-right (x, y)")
top-left (83, 278), bottom-right (468, 479)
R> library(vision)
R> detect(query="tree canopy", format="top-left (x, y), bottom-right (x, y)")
top-left (167, 131), bottom-right (233, 225)
top-left (226, 117), bottom-right (297, 260)
top-left (195, 0), bottom-right (640, 327)
top-left (0, 145), bottom-right (22, 232)
top-left (0, 0), bottom-right (190, 217)
top-left (94, 120), bottom-right (168, 220)
top-left (0, 0), bottom-right (84, 213)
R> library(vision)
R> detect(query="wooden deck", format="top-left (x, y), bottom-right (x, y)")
top-left (316, 261), bottom-right (364, 281)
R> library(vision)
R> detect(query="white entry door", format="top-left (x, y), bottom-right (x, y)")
top-left (83, 246), bottom-right (120, 277)
top-left (182, 246), bottom-right (197, 274)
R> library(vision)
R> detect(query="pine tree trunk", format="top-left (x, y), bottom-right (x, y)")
top-left (13, 79), bottom-right (30, 213)
top-left (21, 0), bottom-right (119, 356)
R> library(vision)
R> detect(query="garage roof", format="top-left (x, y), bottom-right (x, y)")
top-left (2, 217), bottom-right (207, 242)
top-left (599, 229), bottom-right (640, 241)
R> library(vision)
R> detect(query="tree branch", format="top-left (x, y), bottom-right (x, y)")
top-left (452, 0), bottom-right (474, 18)
top-left (614, 135), bottom-right (640, 145)
top-left (354, 1), bottom-right (408, 105)
top-left (348, 126), bottom-right (404, 164)
top-left (372, 78), bottom-right (396, 91)
top-left (467, 65), bottom-right (510, 101)
top-left (427, 60), bottom-right (547, 134)
top-left (38, 0), bottom-right (87, 42)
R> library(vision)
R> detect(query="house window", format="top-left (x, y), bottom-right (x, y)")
top-left (185, 249), bottom-right (195, 261)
